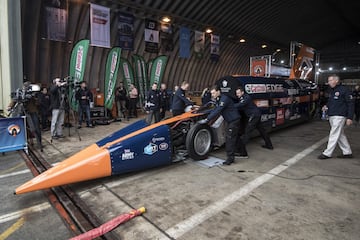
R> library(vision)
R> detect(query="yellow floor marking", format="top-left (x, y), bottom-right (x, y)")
top-left (0, 162), bottom-right (25, 175)
top-left (0, 217), bottom-right (25, 240)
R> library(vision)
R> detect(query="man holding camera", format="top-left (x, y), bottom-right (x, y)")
top-left (75, 81), bottom-right (94, 128)
top-left (50, 78), bottom-right (66, 139)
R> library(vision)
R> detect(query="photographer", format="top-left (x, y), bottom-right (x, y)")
top-left (75, 81), bottom-right (94, 128)
top-left (8, 81), bottom-right (43, 149)
top-left (50, 78), bottom-right (67, 139)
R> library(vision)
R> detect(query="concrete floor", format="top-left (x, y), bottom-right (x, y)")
top-left (1, 117), bottom-right (359, 240)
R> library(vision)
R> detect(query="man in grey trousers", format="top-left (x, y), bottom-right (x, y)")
top-left (318, 74), bottom-right (354, 159)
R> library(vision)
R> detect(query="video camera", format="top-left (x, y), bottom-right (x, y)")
top-left (59, 76), bottom-right (82, 90)
top-left (11, 84), bottom-right (41, 103)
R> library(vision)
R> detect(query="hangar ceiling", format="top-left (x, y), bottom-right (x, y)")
top-left (20, 0), bottom-right (360, 91)
top-left (119, 0), bottom-right (360, 72)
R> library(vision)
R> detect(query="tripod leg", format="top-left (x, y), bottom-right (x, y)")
top-left (71, 110), bottom-right (81, 141)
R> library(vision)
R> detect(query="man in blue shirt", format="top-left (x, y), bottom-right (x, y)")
top-left (199, 86), bottom-right (248, 165)
top-left (172, 81), bottom-right (193, 116)
top-left (318, 74), bottom-right (354, 159)
top-left (235, 86), bottom-right (273, 149)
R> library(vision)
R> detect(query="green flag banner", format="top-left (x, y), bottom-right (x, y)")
top-left (120, 58), bottom-right (134, 93)
top-left (104, 47), bottom-right (122, 110)
top-left (69, 39), bottom-right (90, 110)
top-left (149, 55), bottom-right (168, 88)
top-left (133, 54), bottom-right (148, 108)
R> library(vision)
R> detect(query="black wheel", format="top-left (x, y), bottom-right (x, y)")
top-left (186, 123), bottom-right (212, 160)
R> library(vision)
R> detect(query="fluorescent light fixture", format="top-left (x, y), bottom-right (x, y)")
top-left (161, 16), bottom-right (171, 22)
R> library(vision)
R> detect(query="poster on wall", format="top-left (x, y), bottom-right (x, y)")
top-left (160, 22), bottom-right (174, 52)
top-left (144, 19), bottom-right (159, 53)
top-left (210, 34), bottom-right (220, 62)
top-left (90, 3), bottom-right (110, 48)
top-left (42, 0), bottom-right (68, 41)
top-left (194, 31), bottom-right (205, 58)
top-left (118, 12), bottom-right (134, 51)
top-left (250, 55), bottom-right (271, 77)
top-left (179, 26), bottom-right (190, 58)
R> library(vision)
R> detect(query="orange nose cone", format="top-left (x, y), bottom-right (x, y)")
top-left (15, 144), bottom-right (112, 194)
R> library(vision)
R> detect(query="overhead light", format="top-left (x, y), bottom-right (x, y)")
top-left (291, 53), bottom-right (296, 56)
top-left (261, 44), bottom-right (267, 49)
top-left (161, 16), bottom-right (171, 23)
top-left (343, 67), bottom-right (347, 71)
top-left (329, 67), bottom-right (333, 71)
top-left (315, 63), bottom-right (319, 66)
top-left (276, 48), bottom-right (281, 52)
top-left (280, 60), bottom-right (285, 64)
top-left (239, 38), bottom-right (246, 43)
top-left (316, 71), bottom-right (320, 75)
top-left (205, 28), bottom-right (213, 34)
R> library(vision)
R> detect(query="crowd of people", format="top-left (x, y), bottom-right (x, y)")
top-left (8, 75), bottom-right (358, 163)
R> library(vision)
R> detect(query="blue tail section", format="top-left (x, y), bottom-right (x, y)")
top-left (108, 124), bottom-right (173, 175)
top-left (96, 120), bottom-right (149, 147)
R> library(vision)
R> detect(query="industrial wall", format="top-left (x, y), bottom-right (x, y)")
top-left (21, 0), bottom-right (266, 92)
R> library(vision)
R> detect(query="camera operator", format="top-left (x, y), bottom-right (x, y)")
top-left (8, 81), bottom-right (43, 149)
top-left (50, 78), bottom-right (67, 139)
top-left (75, 81), bottom-right (94, 128)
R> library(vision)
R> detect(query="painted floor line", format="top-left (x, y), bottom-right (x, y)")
top-left (0, 169), bottom-right (30, 179)
top-left (162, 137), bottom-right (328, 239)
top-left (0, 202), bottom-right (50, 224)
top-left (0, 217), bottom-right (25, 240)
top-left (0, 163), bottom-right (59, 180)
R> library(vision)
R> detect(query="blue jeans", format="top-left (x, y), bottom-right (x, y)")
top-left (78, 105), bottom-right (91, 126)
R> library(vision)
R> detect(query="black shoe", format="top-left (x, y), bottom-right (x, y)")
top-left (223, 160), bottom-right (234, 165)
top-left (337, 154), bottom-right (353, 159)
top-left (234, 153), bottom-right (249, 158)
top-left (318, 154), bottom-right (331, 160)
top-left (262, 145), bottom-right (274, 150)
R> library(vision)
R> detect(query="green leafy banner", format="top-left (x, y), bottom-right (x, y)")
top-left (104, 47), bottom-right (122, 110)
top-left (69, 39), bottom-right (90, 110)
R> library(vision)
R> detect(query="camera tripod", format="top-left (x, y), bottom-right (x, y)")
top-left (50, 87), bottom-right (81, 143)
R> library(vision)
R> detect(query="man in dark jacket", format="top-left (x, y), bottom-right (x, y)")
top-left (318, 74), bottom-right (354, 159)
top-left (145, 83), bottom-right (161, 124)
top-left (235, 86), bottom-right (273, 149)
top-left (159, 83), bottom-right (170, 119)
top-left (199, 86), bottom-right (248, 165)
top-left (38, 87), bottom-right (50, 130)
top-left (172, 81), bottom-right (193, 116)
top-left (75, 81), bottom-right (93, 128)
top-left (50, 78), bottom-right (67, 138)
top-left (353, 85), bottom-right (360, 125)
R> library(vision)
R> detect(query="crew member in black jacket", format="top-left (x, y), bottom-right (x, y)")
top-left (172, 81), bottom-right (193, 116)
top-left (199, 85), bottom-right (248, 165)
top-left (235, 86), bottom-right (273, 149)
top-left (318, 74), bottom-right (354, 159)
top-left (75, 81), bottom-right (94, 128)
top-left (145, 83), bottom-right (161, 124)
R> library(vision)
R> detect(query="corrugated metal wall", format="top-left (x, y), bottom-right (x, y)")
top-left (21, 0), bottom-right (271, 92)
